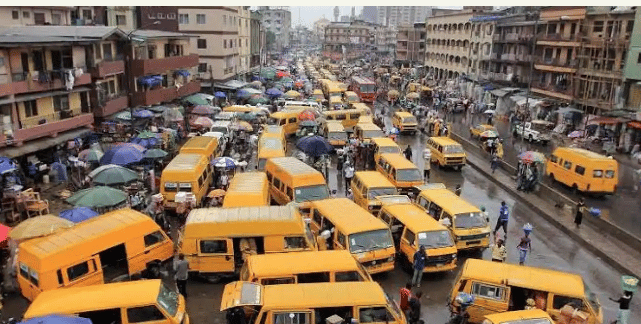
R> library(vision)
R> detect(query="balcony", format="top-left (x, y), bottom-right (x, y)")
top-left (130, 54), bottom-right (199, 77)
top-left (534, 58), bottom-right (577, 73)
top-left (5, 70), bottom-right (91, 96)
top-left (91, 59), bottom-right (125, 79)
top-left (93, 93), bottom-right (129, 118)
top-left (1, 109), bottom-right (93, 147)
top-left (131, 81), bottom-right (200, 107)
top-left (531, 81), bottom-right (574, 100)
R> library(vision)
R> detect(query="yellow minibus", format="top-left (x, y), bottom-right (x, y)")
top-left (322, 107), bottom-right (370, 131)
top-left (257, 135), bottom-right (286, 171)
top-left (372, 137), bottom-right (402, 163)
top-left (264, 157), bottom-right (329, 205)
top-left (351, 171), bottom-right (398, 214)
top-left (354, 123), bottom-right (385, 143)
top-left (223, 172), bottom-right (270, 208)
top-left (179, 136), bottom-right (219, 161)
top-left (392, 111), bottom-right (418, 134)
top-left (426, 136), bottom-right (466, 170)
top-left (160, 153), bottom-right (213, 209)
top-left (376, 153), bottom-right (424, 194)
top-left (323, 121), bottom-right (348, 147)
top-left (546, 147), bottom-right (618, 195)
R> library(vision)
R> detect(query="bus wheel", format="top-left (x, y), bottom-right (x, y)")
top-left (205, 274), bottom-right (223, 284)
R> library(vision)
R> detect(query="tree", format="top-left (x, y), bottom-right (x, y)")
top-left (266, 31), bottom-right (276, 51)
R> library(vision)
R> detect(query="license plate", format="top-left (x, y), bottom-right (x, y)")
top-left (466, 240), bottom-right (481, 245)
top-left (436, 263), bottom-right (444, 267)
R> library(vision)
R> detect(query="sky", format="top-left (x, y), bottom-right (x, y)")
top-left (290, 6), bottom-right (363, 28)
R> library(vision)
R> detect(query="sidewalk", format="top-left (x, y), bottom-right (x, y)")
top-left (461, 140), bottom-right (641, 279)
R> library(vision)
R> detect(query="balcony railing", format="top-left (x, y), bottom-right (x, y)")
top-left (531, 81), bottom-right (574, 96)
top-left (130, 54), bottom-right (199, 77)
top-left (536, 58), bottom-right (578, 68)
top-left (21, 108), bottom-right (89, 129)
top-left (537, 33), bottom-right (580, 42)
top-left (7, 68), bottom-right (91, 96)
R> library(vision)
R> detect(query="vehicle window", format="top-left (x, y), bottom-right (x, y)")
top-left (144, 231), bottom-right (165, 247)
top-left (404, 229), bottom-right (415, 245)
top-left (359, 307), bottom-right (394, 323)
top-left (550, 155), bottom-right (558, 163)
top-left (179, 182), bottom-right (192, 192)
top-left (380, 212), bottom-right (392, 224)
top-left (266, 171), bottom-right (273, 182)
top-left (552, 295), bottom-right (585, 310)
top-left (563, 161), bottom-right (572, 170)
top-left (57, 269), bottom-right (64, 285)
top-left (287, 186), bottom-right (294, 200)
top-left (471, 282), bottom-right (504, 301)
top-left (575, 165), bottom-right (585, 175)
top-left (288, 117), bottom-right (296, 123)
top-left (335, 271), bottom-right (363, 282)
top-left (284, 236), bottom-right (308, 249)
top-left (198, 175), bottom-right (204, 188)
top-left (336, 114), bottom-right (346, 120)
top-left (274, 312), bottom-right (310, 324)
top-left (350, 113), bottom-right (360, 119)
top-left (312, 209), bottom-right (323, 226)
top-left (67, 261), bottom-right (90, 282)
top-left (279, 119), bottom-right (286, 126)
top-left (164, 182), bottom-right (177, 192)
top-left (337, 231), bottom-right (346, 247)
top-left (19, 263), bottom-right (28, 280)
top-left (263, 277), bottom-right (295, 285)
top-left (297, 272), bottom-right (330, 283)
top-left (200, 240), bottom-right (228, 254)
top-left (605, 170), bottom-right (615, 178)
top-left (29, 268), bottom-right (39, 286)
top-left (429, 203), bottom-right (443, 219)
top-left (417, 196), bottom-right (429, 208)
top-left (78, 309), bottom-right (123, 324)
top-left (127, 305), bottom-right (166, 323)
top-left (273, 178), bottom-right (282, 191)
top-left (593, 170), bottom-right (603, 178)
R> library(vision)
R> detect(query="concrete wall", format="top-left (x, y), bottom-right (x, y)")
top-left (624, 9), bottom-right (641, 80)
top-left (0, 7), bottom-right (72, 26)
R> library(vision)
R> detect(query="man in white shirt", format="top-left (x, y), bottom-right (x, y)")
top-left (344, 163), bottom-right (354, 196)
top-left (423, 148), bottom-right (431, 180)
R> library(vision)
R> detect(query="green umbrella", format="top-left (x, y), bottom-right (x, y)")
top-left (144, 148), bottom-right (168, 159)
top-left (280, 77), bottom-right (294, 83)
top-left (183, 94), bottom-right (208, 106)
top-left (249, 96), bottom-right (269, 105)
top-left (78, 149), bottom-right (103, 163)
top-left (113, 111), bottom-right (132, 121)
top-left (238, 112), bottom-right (258, 121)
top-left (136, 131), bottom-right (158, 139)
top-left (88, 165), bottom-right (139, 186)
top-left (260, 70), bottom-right (276, 79)
top-left (148, 106), bottom-right (167, 113)
top-left (66, 186), bottom-right (127, 208)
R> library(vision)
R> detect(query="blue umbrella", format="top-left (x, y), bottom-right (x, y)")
top-left (296, 135), bottom-right (334, 157)
top-left (214, 91), bottom-right (227, 99)
top-left (211, 157), bottom-right (236, 169)
top-left (20, 315), bottom-right (93, 324)
top-left (265, 88), bottom-right (283, 97)
top-left (130, 136), bottom-right (159, 148)
top-left (133, 109), bottom-right (154, 118)
top-left (0, 157), bottom-right (18, 175)
top-left (100, 145), bottom-right (144, 166)
top-left (237, 89), bottom-right (251, 98)
top-left (59, 207), bottom-right (99, 223)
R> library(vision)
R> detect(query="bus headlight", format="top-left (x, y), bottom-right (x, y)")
top-left (452, 254), bottom-right (457, 259)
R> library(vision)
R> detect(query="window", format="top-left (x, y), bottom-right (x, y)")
top-left (552, 295), bottom-right (584, 310)
top-left (593, 21), bottom-right (604, 33)
top-left (550, 155), bottom-right (558, 163)
top-left (223, 15), bottom-right (227, 25)
top-left (312, 209), bottom-right (323, 226)
top-left (178, 182), bottom-right (192, 192)
top-left (102, 43), bottom-right (113, 61)
top-left (52, 14), bottom-right (61, 25)
top-left (57, 269), bottom-right (64, 285)
top-left (429, 203), bottom-right (442, 219)
top-left (79, 309), bottom-right (122, 324)
top-left (605, 170), bottom-right (615, 178)
top-left (638, 53), bottom-right (641, 64)
top-left (24, 100), bottom-right (38, 117)
top-left (263, 278), bottom-right (294, 285)
top-left (288, 117), bottom-right (297, 123)
top-left (164, 182), bottom-right (177, 192)
top-left (200, 240), bottom-right (228, 254)
top-left (82, 9), bottom-right (91, 20)
top-left (179, 13), bottom-right (189, 24)
top-left (67, 261), bottom-right (90, 281)
top-left (144, 231), bottom-right (165, 247)
top-left (19, 263), bottom-right (29, 280)
top-left (266, 171), bottom-right (273, 182)
top-left (380, 212), bottom-right (392, 225)
top-left (297, 272), bottom-right (330, 283)
top-left (127, 306), bottom-right (166, 323)
top-left (196, 14), bottom-right (206, 24)
top-left (53, 95), bottom-right (69, 111)
top-left (197, 39), bottom-right (207, 49)
top-left (273, 178), bottom-right (281, 191)
top-left (335, 271), bottom-right (362, 282)
top-left (359, 307), bottom-right (394, 323)
top-left (403, 229), bottom-right (415, 245)
top-left (223, 40), bottom-right (227, 49)
top-left (563, 160), bottom-right (572, 170)
top-left (23, 11), bottom-right (30, 18)
top-left (273, 312), bottom-right (310, 324)
top-left (471, 282), bottom-right (504, 301)
top-left (197, 63), bottom-right (207, 72)
top-left (284, 237), bottom-right (307, 249)
top-left (116, 14), bottom-right (126, 26)
top-left (12, 10), bottom-right (19, 19)
top-left (575, 165), bottom-right (585, 176)
top-left (286, 186), bottom-right (293, 200)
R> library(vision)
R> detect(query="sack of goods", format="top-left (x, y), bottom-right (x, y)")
top-left (558, 304), bottom-right (588, 324)
top-left (621, 275), bottom-right (639, 293)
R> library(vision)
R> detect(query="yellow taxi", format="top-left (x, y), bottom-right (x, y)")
top-left (469, 124), bottom-right (497, 139)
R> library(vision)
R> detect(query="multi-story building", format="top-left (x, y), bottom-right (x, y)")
top-left (250, 11), bottom-right (264, 70)
top-left (323, 20), bottom-right (376, 61)
top-left (136, 6), bottom-right (178, 32)
top-left (574, 7), bottom-right (636, 114)
top-left (178, 6), bottom-right (240, 83)
top-left (482, 8), bottom-right (538, 88)
top-left (623, 9), bottom-right (641, 111)
top-left (238, 7), bottom-right (251, 81)
top-left (127, 29), bottom-right (199, 107)
top-left (104, 6), bottom-right (137, 30)
top-left (396, 23), bottom-right (426, 65)
top-left (530, 7), bottom-right (586, 104)
top-left (0, 7), bottom-right (74, 26)
top-left (374, 25), bottom-right (397, 55)
top-left (377, 6), bottom-right (432, 27)
top-left (258, 6), bottom-right (291, 52)
top-left (424, 10), bottom-right (475, 80)
top-left (467, 15), bottom-right (498, 83)
top-left (314, 17), bottom-right (331, 43)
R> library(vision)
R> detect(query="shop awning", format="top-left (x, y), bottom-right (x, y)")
top-left (587, 117), bottom-right (627, 125)
top-left (628, 121), bottom-right (641, 129)
top-left (490, 89), bottom-right (509, 97)
top-left (2, 127), bottom-right (91, 158)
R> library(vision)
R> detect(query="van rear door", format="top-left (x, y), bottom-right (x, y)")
top-left (220, 281), bottom-right (263, 311)
top-left (196, 238), bottom-right (235, 273)
top-left (467, 281), bottom-right (510, 323)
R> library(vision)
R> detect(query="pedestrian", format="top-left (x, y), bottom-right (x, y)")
top-left (494, 201), bottom-right (509, 238)
top-left (399, 283), bottom-right (412, 315)
top-left (412, 246), bottom-right (427, 288)
top-left (491, 238), bottom-right (507, 262)
top-left (408, 291), bottom-right (423, 324)
top-left (491, 154), bottom-right (499, 174)
top-left (574, 198), bottom-right (585, 228)
top-left (344, 162), bottom-right (354, 195)
top-left (404, 145), bottom-right (413, 161)
top-left (454, 184), bottom-right (462, 196)
top-left (609, 290), bottom-right (633, 324)
top-left (422, 148), bottom-right (431, 180)
top-left (517, 224), bottom-right (533, 265)
top-left (173, 253), bottom-right (189, 298)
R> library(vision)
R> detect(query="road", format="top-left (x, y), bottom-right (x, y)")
top-left (447, 111), bottom-right (641, 239)
top-left (2, 104), bottom-right (637, 324)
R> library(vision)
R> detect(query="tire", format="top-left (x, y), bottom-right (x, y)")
top-left (204, 274), bottom-right (223, 284)
top-left (528, 135), bottom-right (534, 143)
top-left (146, 263), bottom-right (161, 279)
top-left (572, 184), bottom-right (579, 195)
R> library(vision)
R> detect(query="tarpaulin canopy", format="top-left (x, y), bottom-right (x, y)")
top-left (175, 70), bottom-right (190, 77)
top-left (137, 75), bottom-right (162, 87)
top-left (587, 117), bottom-right (627, 125)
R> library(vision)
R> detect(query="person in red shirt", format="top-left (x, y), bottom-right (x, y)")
top-left (399, 283), bottom-right (412, 315)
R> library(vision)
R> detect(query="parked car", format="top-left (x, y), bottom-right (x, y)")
top-left (513, 120), bottom-right (553, 144)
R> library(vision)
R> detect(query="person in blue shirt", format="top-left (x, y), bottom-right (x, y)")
top-left (412, 246), bottom-right (427, 288)
top-left (494, 201), bottom-right (509, 238)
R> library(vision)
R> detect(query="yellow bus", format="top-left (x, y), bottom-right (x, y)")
top-left (323, 121), bottom-right (348, 147)
top-left (483, 310), bottom-right (554, 324)
top-left (240, 250), bottom-right (372, 284)
top-left (179, 136), bottom-right (219, 161)
top-left (350, 171), bottom-right (398, 214)
top-left (257, 135), bottom-right (286, 171)
top-left (264, 157), bottom-right (329, 205)
top-left (426, 136), bottom-right (466, 170)
top-left (17, 209), bottom-right (173, 301)
top-left (354, 123), bottom-right (385, 143)
top-left (344, 91), bottom-right (360, 104)
top-left (307, 198), bottom-right (396, 275)
top-left (391, 111), bottom-right (418, 134)
top-left (161, 153), bottom-right (213, 209)
top-left (375, 153), bottom-right (423, 194)
top-left (223, 172), bottom-right (270, 208)
top-left (23, 280), bottom-right (189, 324)
top-left (547, 147), bottom-right (618, 195)
top-left (221, 281), bottom-right (406, 324)
top-left (322, 107), bottom-right (371, 131)
top-left (262, 125), bottom-right (286, 144)
top-left (371, 137), bottom-right (402, 164)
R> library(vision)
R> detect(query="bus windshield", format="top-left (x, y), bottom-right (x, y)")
top-left (349, 229), bottom-right (394, 253)
top-left (396, 169), bottom-right (422, 182)
top-left (417, 230), bottom-right (454, 248)
top-left (443, 145), bottom-right (464, 154)
top-left (294, 184), bottom-right (330, 203)
top-left (363, 130), bottom-right (385, 139)
top-left (367, 187), bottom-right (398, 200)
top-left (157, 283), bottom-right (179, 316)
top-left (379, 146), bottom-right (401, 154)
top-left (360, 84), bottom-right (376, 93)
top-left (454, 212), bottom-right (487, 229)
top-left (329, 132), bottom-right (348, 141)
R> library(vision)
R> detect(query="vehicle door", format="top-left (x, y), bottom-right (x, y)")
top-left (399, 228), bottom-right (416, 263)
top-left (467, 281), bottom-right (510, 323)
top-left (196, 238), bottom-right (234, 273)
top-left (125, 304), bottom-right (171, 324)
top-left (140, 231), bottom-right (173, 271)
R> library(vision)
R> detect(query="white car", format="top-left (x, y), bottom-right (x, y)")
top-left (203, 131), bottom-right (227, 154)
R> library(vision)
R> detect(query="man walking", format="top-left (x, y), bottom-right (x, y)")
top-left (494, 201), bottom-right (509, 238)
top-left (399, 283), bottom-right (412, 316)
top-left (344, 162), bottom-right (354, 196)
top-left (173, 253), bottom-right (189, 298)
top-left (404, 145), bottom-right (413, 162)
top-left (412, 246), bottom-right (427, 288)
top-left (408, 291), bottom-right (423, 324)
top-left (609, 290), bottom-right (633, 324)
top-left (422, 148), bottom-right (431, 180)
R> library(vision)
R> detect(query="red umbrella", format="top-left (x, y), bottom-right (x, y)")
top-left (191, 105), bottom-right (218, 115)
top-left (295, 81), bottom-right (304, 89)
top-left (276, 71), bottom-right (290, 78)
top-left (298, 110), bottom-right (316, 121)
top-left (0, 224), bottom-right (10, 246)
top-left (190, 116), bottom-right (214, 128)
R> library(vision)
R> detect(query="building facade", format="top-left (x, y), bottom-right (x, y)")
top-left (0, 7), bottom-right (74, 27)
top-left (258, 6), bottom-right (291, 52)
top-left (178, 6), bottom-right (240, 82)
top-left (377, 6), bottom-right (432, 27)
top-left (374, 25), bottom-right (397, 55)
top-left (467, 16), bottom-right (497, 83)
top-left (250, 11), bottom-right (264, 69)
top-left (313, 17), bottom-right (331, 44)
top-left (623, 9), bottom-right (641, 111)
top-left (424, 11), bottom-right (475, 80)
top-left (136, 6), bottom-right (178, 32)
top-left (323, 21), bottom-right (375, 61)
top-left (396, 23), bottom-right (426, 65)
top-left (104, 6), bottom-right (137, 30)
top-left (238, 7), bottom-right (251, 80)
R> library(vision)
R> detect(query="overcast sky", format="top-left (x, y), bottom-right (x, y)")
top-left (290, 6), bottom-right (364, 28)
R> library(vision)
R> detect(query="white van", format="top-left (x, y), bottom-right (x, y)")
top-left (210, 121), bottom-right (233, 143)
top-left (284, 101), bottom-right (320, 109)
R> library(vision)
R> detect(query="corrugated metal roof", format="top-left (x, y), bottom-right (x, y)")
top-left (129, 29), bottom-right (194, 39)
top-left (164, 153), bottom-right (207, 171)
top-left (186, 206), bottom-right (297, 225)
top-left (0, 26), bottom-right (124, 45)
